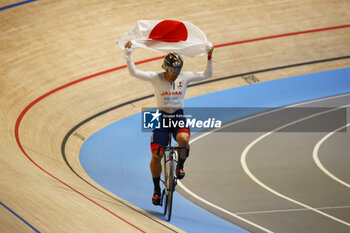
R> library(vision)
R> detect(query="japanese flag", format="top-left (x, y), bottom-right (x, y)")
top-left (118, 20), bottom-right (212, 57)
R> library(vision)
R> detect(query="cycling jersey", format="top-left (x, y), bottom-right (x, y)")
top-left (124, 49), bottom-right (213, 113)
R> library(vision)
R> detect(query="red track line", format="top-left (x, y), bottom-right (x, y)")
top-left (14, 24), bottom-right (350, 231)
top-left (214, 24), bottom-right (350, 48)
top-left (14, 65), bottom-right (146, 233)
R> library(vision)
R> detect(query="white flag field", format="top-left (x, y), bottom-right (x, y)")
top-left (117, 20), bottom-right (212, 57)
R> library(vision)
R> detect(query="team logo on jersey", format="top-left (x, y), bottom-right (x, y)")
top-left (178, 81), bottom-right (183, 89)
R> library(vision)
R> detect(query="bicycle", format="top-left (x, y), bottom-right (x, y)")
top-left (157, 133), bottom-right (187, 221)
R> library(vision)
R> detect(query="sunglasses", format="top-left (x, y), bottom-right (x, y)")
top-left (173, 66), bottom-right (182, 74)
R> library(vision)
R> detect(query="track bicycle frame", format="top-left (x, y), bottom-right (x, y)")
top-left (157, 133), bottom-right (187, 221)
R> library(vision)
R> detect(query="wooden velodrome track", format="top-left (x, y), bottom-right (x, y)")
top-left (1, 0), bottom-right (350, 232)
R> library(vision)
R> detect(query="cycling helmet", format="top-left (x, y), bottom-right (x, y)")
top-left (162, 52), bottom-right (183, 74)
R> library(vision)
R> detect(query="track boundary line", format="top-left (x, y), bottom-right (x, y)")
top-left (313, 123), bottom-right (350, 188)
top-left (235, 205), bottom-right (350, 215)
top-left (0, 0), bottom-right (37, 11)
top-left (215, 24), bottom-right (350, 48)
top-left (177, 183), bottom-right (274, 232)
top-left (0, 201), bottom-right (41, 233)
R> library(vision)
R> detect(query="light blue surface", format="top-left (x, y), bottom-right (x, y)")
top-left (80, 67), bottom-right (350, 232)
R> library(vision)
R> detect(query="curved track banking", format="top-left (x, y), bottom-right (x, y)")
top-left (12, 25), bottom-right (348, 232)
top-left (78, 68), bottom-right (350, 233)
top-left (2, 0), bottom-right (350, 232)
top-left (63, 63), bottom-right (348, 232)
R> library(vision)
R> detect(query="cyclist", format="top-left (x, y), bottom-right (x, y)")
top-left (124, 41), bottom-right (214, 205)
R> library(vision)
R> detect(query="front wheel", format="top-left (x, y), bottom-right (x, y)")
top-left (167, 160), bottom-right (175, 221)
top-left (162, 189), bottom-right (167, 216)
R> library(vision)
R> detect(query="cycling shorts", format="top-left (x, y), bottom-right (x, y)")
top-left (151, 109), bottom-right (190, 152)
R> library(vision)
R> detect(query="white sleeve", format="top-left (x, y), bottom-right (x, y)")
top-left (185, 59), bottom-right (213, 83)
top-left (124, 49), bottom-right (157, 82)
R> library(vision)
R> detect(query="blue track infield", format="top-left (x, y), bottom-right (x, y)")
top-left (80, 67), bottom-right (350, 232)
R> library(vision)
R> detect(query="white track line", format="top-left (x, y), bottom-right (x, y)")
top-left (177, 182), bottom-right (274, 232)
top-left (241, 105), bottom-right (350, 227)
top-left (178, 93), bottom-right (350, 232)
top-left (235, 205), bottom-right (350, 215)
top-left (313, 123), bottom-right (350, 189)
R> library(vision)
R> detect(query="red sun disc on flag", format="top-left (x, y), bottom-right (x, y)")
top-left (148, 20), bottom-right (188, 42)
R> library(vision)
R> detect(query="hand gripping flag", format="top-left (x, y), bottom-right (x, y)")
top-left (118, 20), bottom-right (212, 57)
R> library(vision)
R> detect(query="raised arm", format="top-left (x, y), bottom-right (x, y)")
top-left (186, 46), bottom-right (214, 83)
top-left (124, 41), bottom-right (157, 81)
